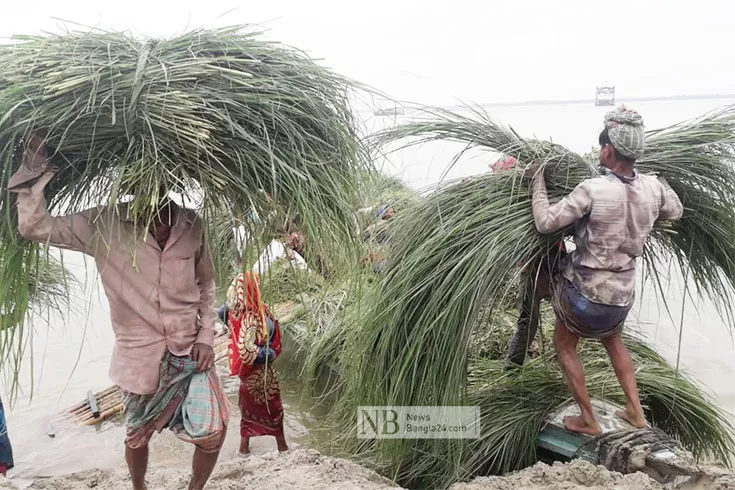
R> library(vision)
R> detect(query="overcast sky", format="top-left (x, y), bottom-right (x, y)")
top-left (1, 0), bottom-right (732, 106)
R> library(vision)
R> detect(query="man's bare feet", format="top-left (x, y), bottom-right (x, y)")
top-left (528, 340), bottom-right (540, 359)
top-left (616, 408), bottom-right (647, 428)
top-left (563, 415), bottom-right (602, 435)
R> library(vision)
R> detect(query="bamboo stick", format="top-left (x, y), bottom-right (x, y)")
top-left (69, 391), bottom-right (123, 420)
top-left (74, 395), bottom-right (123, 422)
top-left (66, 385), bottom-right (118, 413)
top-left (82, 403), bottom-right (125, 426)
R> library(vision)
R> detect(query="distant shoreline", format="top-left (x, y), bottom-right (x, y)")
top-left (471, 93), bottom-right (735, 109)
top-left (364, 93), bottom-right (735, 115)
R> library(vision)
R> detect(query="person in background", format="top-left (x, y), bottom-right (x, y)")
top-left (0, 396), bottom-right (13, 477)
top-left (362, 204), bottom-right (395, 274)
top-left (217, 303), bottom-right (229, 329)
top-left (528, 106), bottom-right (683, 435)
top-left (226, 272), bottom-right (288, 455)
top-left (490, 154), bottom-right (570, 368)
top-left (217, 229), bottom-right (310, 323)
top-left (376, 205), bottom-right (395, 220)
top-left (285, 231), bottom-right (305, 258)
top-left (364, 204), bottom-right (395, 243)
top-left (283, 227), bottom-right (330, 279)
top-left (489, 154), bottom-right (518, 172)
top-left (361, 252), bottom-right (388, 274)
top-left (9, 134), bottom-right (229, 490)
top-left (505, 245), bottom-right (567, 367)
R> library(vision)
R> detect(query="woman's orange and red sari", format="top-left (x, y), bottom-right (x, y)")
top-left (226, 272), bottom-right (285, 438)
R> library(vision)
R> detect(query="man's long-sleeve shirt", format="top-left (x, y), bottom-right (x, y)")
top-left (531, 170), bottom-right (683, 306)
top-left (12, 172), bottom-right (217, 395)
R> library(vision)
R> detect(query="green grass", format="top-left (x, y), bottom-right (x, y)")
top-left (0, 26), bottom-right (371, 389)
top-left (318, 104), bottom-right (735, 488)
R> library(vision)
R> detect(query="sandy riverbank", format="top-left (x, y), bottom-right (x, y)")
top-left (4, 448), bottom-right (733, 490)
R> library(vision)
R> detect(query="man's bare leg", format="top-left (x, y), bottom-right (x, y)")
top-left (553, 318), bottom-right (602, 435)
top-left (189, 446), bottom-right (222, 490)
top-left (125, 445), bottom-right (149, 490)
top-left (601, 334), bottom-right (647, 428)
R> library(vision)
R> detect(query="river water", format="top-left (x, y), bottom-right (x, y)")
top-left (4, 97), bottom-right (735, 483)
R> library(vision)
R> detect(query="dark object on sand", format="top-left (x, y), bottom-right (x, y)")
top-left (87, 391), bottom-right (100, 419)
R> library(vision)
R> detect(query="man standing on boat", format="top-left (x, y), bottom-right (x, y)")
top-left (8, 135), bottom-right (230, 490)
top-left (527, 106), bottom-right (683, 434)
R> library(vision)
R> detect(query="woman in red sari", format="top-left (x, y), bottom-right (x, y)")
top-left (226, 271), bottom-right (289, 454)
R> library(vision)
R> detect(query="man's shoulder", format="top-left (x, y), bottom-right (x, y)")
top-left (582, 172), bottom-right (650, 188)
top-left (578, 175), bottom-right (610, 190)
top-left (576, 175), bottom-right (627, 201)
top-left (635, 172), bottom-right (663, 185)
top-left (91, 202), bottom-right (203, 225)
top-left (632, 173), bottom-right (668, 196)
top-left (581, 175), bottom-right (608, 184)
top-left (178, 206), bottom-right (203, 228)
top-left (92, 202), bottom-right (135, 224)
top-left (180, 206), bottom-right (201, 220)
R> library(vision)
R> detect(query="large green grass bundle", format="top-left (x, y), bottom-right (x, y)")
top-left (328, 105), bottom-right (735, 487)
top-left (0, 27), bottom-right (367, 369)
top-left (314, 307), bottom-right (735, 489)
top-left (260, 258), bottom-right (327, 305)
top-left (300, 274), bottom-right (380, 386)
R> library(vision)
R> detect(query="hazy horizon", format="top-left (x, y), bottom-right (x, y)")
top-left (368, 92), bottom-right (735, 112)
top-left (1, 0), bottom-right (733, 108)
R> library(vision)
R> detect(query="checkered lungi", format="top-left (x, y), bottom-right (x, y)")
top-left (121, 352), bottom-right (231, 453)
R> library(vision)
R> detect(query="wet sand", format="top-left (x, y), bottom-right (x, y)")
top-left (0, 449), bottom-right (398, 490)
top-left (7, 452), bottom-right (729, 490)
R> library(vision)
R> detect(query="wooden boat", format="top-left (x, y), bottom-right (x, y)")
top-left (538, 399), bottom-right (703, 484)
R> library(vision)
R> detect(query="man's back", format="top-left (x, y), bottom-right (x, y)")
top-left (565, 172), bottom-right (683, 306)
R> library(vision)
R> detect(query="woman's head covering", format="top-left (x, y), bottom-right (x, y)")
top-left (603, 105), bottom-right (646, 161)
top-left (226, 271), bottom-right (281, 376)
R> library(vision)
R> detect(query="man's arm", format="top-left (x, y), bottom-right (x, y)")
top-left (11, 171), bottom-right (96, 253)
top-left (9, 135), bottom-right (97, 252)
top-left (658, 177), bottom-right (684, 221)
top-left (194, 224), bottom-right (217, 346)
top-left (531, 172), bottom-right (592, 234)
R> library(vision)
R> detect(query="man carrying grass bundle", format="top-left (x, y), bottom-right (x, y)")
top-left (527, 106), bottom-right (683, 435)
top-left (8, 135), bottom-right (230, 490)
